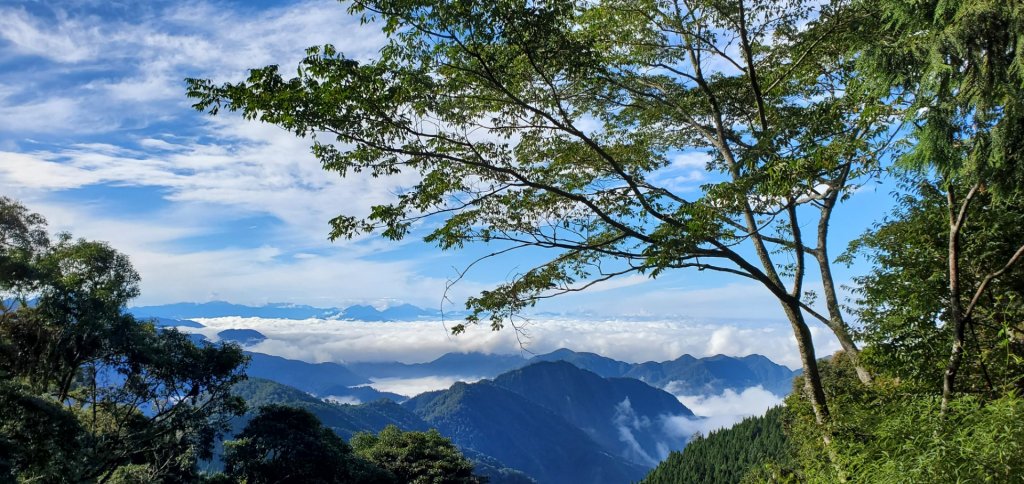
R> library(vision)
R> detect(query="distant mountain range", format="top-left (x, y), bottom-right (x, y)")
top-left (181, 332), bottom-right (798, 483)
top-left (531, 348), bottom-right (800, 396)
top-left (233, 359), bottom-right (695, 484)
top-left (229, 378), bottom-right (536, 484)
top-left (129, 301), bottom-right (447, 321)
top-left (344, 348), bottom-right (798, 398)
top-left (148, 316), bottom-right (798, 400)
top-left (491, 361), bottom-right (693, 466)
top-left (347, 352), bottom-right (528, 379)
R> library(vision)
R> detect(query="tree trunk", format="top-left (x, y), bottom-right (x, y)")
top-left (942, 187), bottom-right (967, 414)
top-left (816, 171), bottom-right (872, 385)
top-left (817, 247), bottom-right (872, 385)
top-left (782, 298), bottom-right (831, 425)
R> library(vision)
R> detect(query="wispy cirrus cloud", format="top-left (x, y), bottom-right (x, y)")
top-left (0, 8), bottom-right (101, 63)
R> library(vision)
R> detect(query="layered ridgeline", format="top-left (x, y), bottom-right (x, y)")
top-left (490, 361), bottom-right (693, 467)
top-left (225, 361), bottom-right (698, 484)
top-left (530, 349), bottom-right (798, 397)
top-left (143, 313), bottom-right (798, 399)
top-left (640, 406), bottom-right (794, 484)
top-left (267, 348), bottom-right (795, 399)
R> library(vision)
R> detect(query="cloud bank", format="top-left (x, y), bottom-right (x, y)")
top-left (187, 316), bottom-right (840, 369)
top-left (663, 386), bottom-right (784, 438)
top-left (362, 376), bottom-right (485, 398)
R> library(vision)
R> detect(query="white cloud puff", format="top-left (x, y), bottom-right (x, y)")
top-left (662, 386), bottom-right (784, 438)
top-left (362, 376), bottom-right (485, 397)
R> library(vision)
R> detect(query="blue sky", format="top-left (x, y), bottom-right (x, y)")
top-left (0, 0), bottom-right (898, 325)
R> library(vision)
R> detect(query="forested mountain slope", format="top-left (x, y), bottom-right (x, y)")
top-left (404, 380), bottom-right (647, 484)
top-left (640, 405), bottom-right (793, 484)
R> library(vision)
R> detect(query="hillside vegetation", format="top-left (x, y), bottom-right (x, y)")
top-left (641, 406), bottom-right (793, 484)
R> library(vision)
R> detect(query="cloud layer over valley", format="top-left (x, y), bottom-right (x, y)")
top-left (187, 316), bottom-right (840, 370)
top-left (663, 386), bottom-right (785, 437)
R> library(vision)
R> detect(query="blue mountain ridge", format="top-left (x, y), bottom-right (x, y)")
top-left (405, 379), bottom-right (649, 484)
top-left (344, 348), bottom-right (799, 397)
top-left (347, 352), bottom-right (529, 379)
top-left (146, 316), bottom-right (205, 328)
top-left (492, 361), bottom-right (693, 467)
top-left (216, 329), bottom-right (266, 346)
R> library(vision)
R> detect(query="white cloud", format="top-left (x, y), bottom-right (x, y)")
top-left (361, 376), bottom-right (484, 397)
top-left (613, 398), bottom-right (659, 466)
top-left (0, 0), bottom-right (386, 135)
top-left (323, 395), bottom-right (362, 405)
top-left (669, 152), bottom-right (712, 170)
top-left (662, 386), bottom-right (783, 438)
top-left (0, 115), bottom-right (423, 243)
top-left (705, 324), bottom-right (840, 366)
top-left (0, 98), bottom-right (92, 134)
top-left (674, 386), bottom-right (783, 417)
top-left (0, 8), bottom-right (99, 63)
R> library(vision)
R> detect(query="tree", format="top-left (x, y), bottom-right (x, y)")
top-left (351, 425), bottom-right (483, 484)
top-left (846, 180), bottom-right (1024, 396)
top-left (222, 405), bottom-right (391, 484)
top-left (188, 0), bottom-right (893, 428)
top-left (0, 197), bottom-right (249, 482)
top-left (852, 0), bottom-right (1024, 412)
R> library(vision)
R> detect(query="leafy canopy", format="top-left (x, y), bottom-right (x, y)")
top-left (0, 197), bottom-right (248, 482)
top-left (351, 424), bottom-right (483, 484)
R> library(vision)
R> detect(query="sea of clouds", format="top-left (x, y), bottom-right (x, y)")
top-left (190, 316), bottom-right (798, 444)
top-left (189, 316), bottom-right (841, 370)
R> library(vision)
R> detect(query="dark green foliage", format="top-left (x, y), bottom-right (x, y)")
top-left (351, 425), bottom-right (483, 484)
top-left (784, 355), bottom-right (1024, 483)
top-left (222, 404), bottom-right (391, 484)
top-left (223, 378), bottom-right (534, 484)
top-left (856, 0), bottom-right (1024, 191)
top-left (640, 406), bottom-right (794, 484)
top-left (0, 380), bottom-right (86, 482)
top-left (0, 197), bottom-right (248, 482)
top-left (848, 181), bottom-right (1024, 394)
top-left (458, 449), bottom-right (537, 484)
